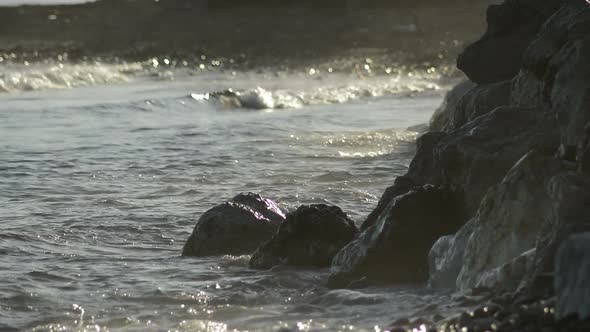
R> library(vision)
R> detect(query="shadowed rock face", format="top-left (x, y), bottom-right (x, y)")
top-left (328, 185), bottom-right (465, 288)
top-left (182, 193), bottom-right (285, 257)
top-left (364, 107), bottom-right (559, 233)
top-left (249, 204), bottom-right (358, 269)
top-left (457, 0), bottom-right (563, 84)
top-left (555, 232), bottom-right (590, 320)
top-left (456, 150), bottom-right (565, 291)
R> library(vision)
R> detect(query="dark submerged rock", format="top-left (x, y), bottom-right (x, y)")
top-left (328, 185), bottom-right (465, 288)
top-left (249, 204), bottom-right (358, 269)
top-left (182, 192), bottom-right (285, 257)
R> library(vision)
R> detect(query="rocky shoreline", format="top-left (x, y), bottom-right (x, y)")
top-left (181, 0), bottom-right (590, 330)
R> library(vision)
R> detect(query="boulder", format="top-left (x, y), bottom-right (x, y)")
top-left (457, 0), bottom-right (563, 84)
top-left (555, 232), bottom-right (590, 320)
top-left (511, 2), bottom-right (590, 147)
top-left (182, 192), bottom-right (285, 257)
top-left (364, 107), bottom-right (558, 233)
top-left (428, 218), bottom-right (475, 289)
top-left (456, 150), bottom-right (565, 290)
top-left (328, 185), bottom-right (465, 288)
top-left (429, 79), bottom-right (477, 132)
top-left (448, 80), bottom-right (512, 131)
top-left (409, 107), bottom-right (558, 217)
top-left (249, 204), bottom-right (358, 269)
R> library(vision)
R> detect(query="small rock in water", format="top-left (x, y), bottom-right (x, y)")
top-left (182, 192), bottom-right (285, 257)
top-left (249, 204), bottom-right (358, 269)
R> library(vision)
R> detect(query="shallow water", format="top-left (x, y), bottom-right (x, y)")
top-left (0, 64), bottom-right (469, 331)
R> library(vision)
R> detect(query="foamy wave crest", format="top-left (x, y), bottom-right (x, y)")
top-left (0, 62), bottom-right (142, 93)
top-left (191, 74), bottom-right (443, 110)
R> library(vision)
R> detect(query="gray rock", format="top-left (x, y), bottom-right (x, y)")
top-left (249, 204), bottom-right (358, 269)
top-left (364, 107), bottom-right (558, 235)
top-left (456, 150), bottom-right (565, 290)
top-left (328, 185), bottom-right (465, 288)
top-left (428, 218), bottom-right (476, 289)
top-left (409, 107), bottom-right (558, 217)
top-left (511, 2), bottom-right (590, 147)
top-left (555, 232), bottom-right (590, 320)
top-left (457, 0), bottom-right (563, 84)
top-left (446, 80), bottom-right (512, 132)
top-left (429, 79), bottom-right (477, 132)
top-left (182, 192), bottom-right (285, 257)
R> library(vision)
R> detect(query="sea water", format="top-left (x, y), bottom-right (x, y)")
top-left (0, 59), bottom-right (471, 331)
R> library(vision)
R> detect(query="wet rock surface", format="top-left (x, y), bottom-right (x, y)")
top-left (328, 185), bottom-right (465, 288)
top-left (386, 291), bottom-right (590, 332)
top-left (182, 192), bottom-right (285, 257)
top-left (456, 151), bottom-right (565, 290)
top-left (249, 204), bottom-right (358, 269)
top-left (555, 232), bottom-right (590, 320)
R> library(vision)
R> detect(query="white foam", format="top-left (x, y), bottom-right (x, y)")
top-left (0, 62), bottom-right (142, 93)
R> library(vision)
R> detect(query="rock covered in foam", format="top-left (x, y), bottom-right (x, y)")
top-left (249, 204), bottom-right (358, 269)
top-left (555, 232), bottom-right (590, 320)
top-left (182, 192), bottom-right (286, 257)
top-left (327, 185), bottom-right (464, 288)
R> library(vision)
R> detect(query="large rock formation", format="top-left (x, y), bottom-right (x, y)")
top-left (457, 0), bottom-right (563, 84)
top-left (555, 232), bottom-right (590, 320)
top-left (363, 108), bottom-right (557, 233)
top-left (456, 150), bottom-right (565, 290)
top-left (249, 204), bottom-right (358, 269)
top-left (328, 185), bottom-right (464, 288)
top-left (182, 193), bottom-right (285, 257)
top-left (427, 219), bottom-right (475, 288)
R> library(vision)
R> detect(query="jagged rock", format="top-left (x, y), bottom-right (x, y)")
top-left (182, 193), bottom-right (285, 257)
top-left (429, 79), bottom-right (477, 131)
top-left (445, 80), bottom-right (513, 132)
top-left (511, 2), bottom-right (590, 147)
top-left (457, 0), bottom-right (563, 84)
top-left (328, 185), bottom-right (465, 288)
top-left (365, 107), bottom-right (558, 234)
top-left (428, 219), bottom-right (475, 289)
top-left (456, 150), bottom-right (565, 290)
top-left (361, 175), bottom-right (416, 231)
top-left (518, 171), bottom-right (590, 296)
top-left (474, 248), bottom-right (537, 291)
top-left (577, 122), bottom-right (590, 175)
top-left (410, 108), bottom-right (559, 217)
top-left (555, 232), bottom-right (590, 320)
top-left (249, 204), bottom-right (358, 269)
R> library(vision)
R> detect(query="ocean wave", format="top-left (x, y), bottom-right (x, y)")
top-left (0, 62), bottom-right (142, 93)
top-left (190, 74), bottom-right (446, 110)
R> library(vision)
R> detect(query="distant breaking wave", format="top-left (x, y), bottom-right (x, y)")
top-left (0, 62), bottom-right (142, 92)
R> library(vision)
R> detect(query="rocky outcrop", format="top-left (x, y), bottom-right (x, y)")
top-left (428, 218), bottom-right (475, 288)
top-left (429, 79), bottom-right (477, 131)
top-left (363, 107), bottom-right (558, 234)
top-left (433, 80), bottom-right (512, 133)
top-left (457, 0), bottom-right (563, 84)
top-left (456, 150), bottom-right (565, 290)
top-left (555, 232), bottom-right (590, 320)
top-left (328, 185), bottom-right (464, 288)
top-left (249, 204), bottom-right (358, 269)
top-left (182, 193), bottom-right (285, 257)
top-left (410, 108), bottom-right (558, 217)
